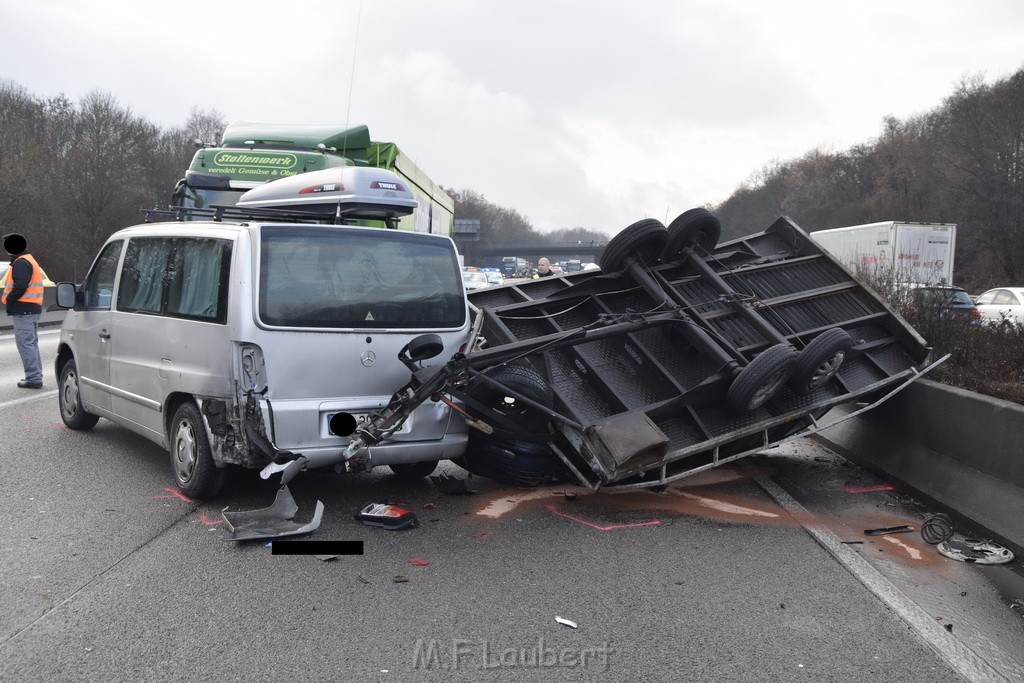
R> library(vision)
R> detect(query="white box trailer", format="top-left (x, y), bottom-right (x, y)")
top-left (809, 221), bottom-right (956, 285)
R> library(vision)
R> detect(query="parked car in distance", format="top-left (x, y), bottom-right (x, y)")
top-left (907, 284), bottom-right (980, 323)
top-left (972, 287), bottom-right (1024, 328)
top-left (462, 271), bottom-right (491, 291)
top-left (482, 268), bottom-right (504, 286)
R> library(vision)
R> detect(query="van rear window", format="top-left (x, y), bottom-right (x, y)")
top-left (259, 226), bottom-right (465, 329)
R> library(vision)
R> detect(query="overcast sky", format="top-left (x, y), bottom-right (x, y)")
top-left (2, 0), bottom-right (1023, 234)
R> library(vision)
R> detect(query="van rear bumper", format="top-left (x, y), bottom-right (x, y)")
top-left (266, 432), bottom-right (469, 478)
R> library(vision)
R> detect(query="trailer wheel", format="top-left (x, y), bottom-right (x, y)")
top-left (663, 208), bottom-right (721, 262)
top-left (726, 344), bottom-right (798, 412)
top-left (467, 365), bottom-right (554, 435)
top-left (599, 219), bottom-right (668, 273)
top-left (788, 328), bottom-right (855, 394)
top-left (460, 366), bottom-right (568, 486)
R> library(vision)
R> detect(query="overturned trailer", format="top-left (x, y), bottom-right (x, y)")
top-left (329, 209), bottom-right (937, 492)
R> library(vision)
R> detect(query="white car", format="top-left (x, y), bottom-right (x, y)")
top-left (462, 271), bottom-right (491, 291)
top-left (972, 287), bottom-right (1024, 328)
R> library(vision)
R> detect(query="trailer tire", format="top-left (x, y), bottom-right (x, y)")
top-left (461, 366), bottom-right (568, 486)
top-left (467, 365), bottom-right (554, 435)
top-left (389, 461), bottom-right (440, 479)
top-left (788, 328), bottom-right (855, 394)
top-left (599, 219), bottom-right (668, 273)
top-left (727, 344), bottom-right (798, 412)
top-left (663, 208), bottom-right (721, 262)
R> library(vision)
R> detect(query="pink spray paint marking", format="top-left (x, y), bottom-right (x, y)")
top-left (151, 488), bottom-right (194, 502)
top-left (196, 514), bottom-right (224, 526)
top-left (546, 504), bottom-right (661, 531)
top-left (844, 484), bottom-right (896, 494)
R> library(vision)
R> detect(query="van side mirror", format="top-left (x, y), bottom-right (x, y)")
top-left (55, 282), bottom-right (79, 309)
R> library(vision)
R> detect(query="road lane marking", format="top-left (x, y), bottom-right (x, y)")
top-left (0, 390), bottom-right (58, 410)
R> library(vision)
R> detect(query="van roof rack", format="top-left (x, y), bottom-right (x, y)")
top-left (141, 204), bottom-right (400, 228)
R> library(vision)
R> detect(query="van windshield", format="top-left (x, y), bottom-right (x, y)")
top-left (259, 226), bottom-right (465, 329)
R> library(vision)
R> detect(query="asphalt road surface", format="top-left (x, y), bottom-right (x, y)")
top-left (2, 328), bottom-right (1023, 682)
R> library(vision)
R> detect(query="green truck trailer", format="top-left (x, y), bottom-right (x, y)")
top-left (172, 122), bottom-right (454, 235)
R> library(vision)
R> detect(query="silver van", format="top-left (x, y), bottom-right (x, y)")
top-left (54, 168), bottom-right (470, 498)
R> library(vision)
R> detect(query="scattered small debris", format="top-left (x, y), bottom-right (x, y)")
top-left (920, 513), bottom-right (955, 545)
top-left (313, 555), bottom-right (339, 562)
top-left (408, 557), bottom-right (430, 566)
top-left (960, 591), bottom-right (967, 597)
top-left (779, 603), bottom-right (785, 609)
top-left (392, 576), bottom-right (409, 583)
top-left (840, 540), bottom-right (864, 545)
top-left (357, 575), bottom-right (370, 584)
top-left (937, 539), bottom-right (1015, 565)
top-left (422, 503), bottom-right (436, 510)
top-left (864, 525), bottom-right (913, 536)
top-left (814, 456), bottom-right (831, 463)
top-left (944, 623), bottom-right (954, 632)
top-left (430, 474), bottom-right (477, 495)
top-left (564, 492), bottom-right (578, 502)
top-left (555, 616), bottom-right (578, 629)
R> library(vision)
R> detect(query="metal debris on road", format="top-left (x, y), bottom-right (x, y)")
top-left (555, 616), bottom-right (578, 629)
top-left (920, 513), bottom-right (955, 545)
top-left (864, 525), bottom-right (914, 536)
top-left (936, 539), bottom-right (1015, 565)
top-left (313, 555), bottom-right (339, 562)
top-left (393, 576), bottom-right (409, 583)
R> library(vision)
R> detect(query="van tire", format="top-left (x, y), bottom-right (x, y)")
top-left (389, 461), bottom-right (439, 479)
top-left (58, 359), bottom-right (100, 430)
top-left (663, 208), bottom-right (721, 261)
top-left (599, 219), bottom-right (668, 273)
top-left (727, 344), bottom-right (798, 412)
top-left (169, 402), bottom-right (226, 498)
top-left (788, 328), bottom-right (855, 394)
top-left (468, 366), bottom-right (554, 435)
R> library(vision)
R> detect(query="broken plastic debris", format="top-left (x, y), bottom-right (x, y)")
top-left (936, 539), bottom-right (1014, 565)
top-left (430, 473), bottom-right (477, 495)
top-left (864, 525), bottom-right (913, 536)
top-left (393, 576), bottom-right (409, 583)
top-left (313, 555), bottom-right (339, 562)
top-left (920, 513), bottom-right (955, 545)
top-left (220, 486), bottom-right (324, 541)
top-left (357, 575), bottom-right (370, 584)
top-left (408, 557), bottom-right (429, 566)
top-left (422, 503), bottom-right (436, 510)
top-left (555, 616), bottom-right (578, 629)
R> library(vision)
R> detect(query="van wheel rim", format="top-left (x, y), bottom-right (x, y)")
top-left (174, 419), bottom-right (197, 483)
top-left (61, 370), bottom-right (80, 420)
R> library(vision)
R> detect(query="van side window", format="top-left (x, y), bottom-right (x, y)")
top-left (118, 238), bottom-right (173, 314)
top-left (82, 240), bottom-right (123, 310)
top-left (117, 237), bottom-right (231, 323)
top-left (165, 238), bottom-right (231, 323)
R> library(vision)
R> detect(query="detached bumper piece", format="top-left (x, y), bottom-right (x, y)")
top-left (221, 486), bottom-right (324, 541)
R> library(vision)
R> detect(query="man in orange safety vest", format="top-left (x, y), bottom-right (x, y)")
top-left (2, 233), bottom-right (45, 388)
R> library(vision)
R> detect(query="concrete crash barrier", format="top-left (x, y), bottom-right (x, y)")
top-left (0, 288), bottom-right (66, 330)
top-left (815, 378), bottom-right (1024, 555)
